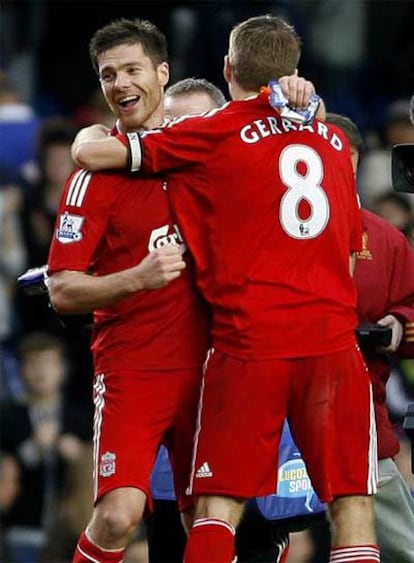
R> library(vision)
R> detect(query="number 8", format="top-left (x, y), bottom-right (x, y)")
top-left (279, 145), bottom-right (330, 239)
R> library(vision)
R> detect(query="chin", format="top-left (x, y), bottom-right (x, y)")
top-left (124, 113), bottom-right (145, 130)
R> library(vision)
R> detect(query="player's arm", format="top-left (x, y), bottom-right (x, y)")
top-left (72, 126), bottom-right (128, 171)
top-left (48, 245), bottom-right (186, 315)
top-left (72, 74), bottom-right (325, 173)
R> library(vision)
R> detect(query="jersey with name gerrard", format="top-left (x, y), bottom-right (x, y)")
top-left (140, 94), bottom-right (362, 360)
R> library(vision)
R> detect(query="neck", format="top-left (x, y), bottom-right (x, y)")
top-left (141, 104), bottom-right (166, 131)
top-left (230, 80), bottom-right (259, 101)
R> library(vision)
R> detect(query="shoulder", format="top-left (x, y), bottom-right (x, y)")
top-left (63, 167), bottom-right (136, 204)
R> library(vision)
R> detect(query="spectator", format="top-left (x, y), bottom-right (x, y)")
top-left (0, 165), bottom-right (27, 401)
top-left (0, 331), bottom-right (92, 563)
top-left (0, 452), bottom-right (21, 561)
top-left (371, 191), bottom-right (413, 236)
top-left (21, 117), bottom-right (78, 268)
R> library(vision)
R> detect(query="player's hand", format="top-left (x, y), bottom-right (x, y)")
top-left (376, 314), bottom-right (403, 353)
top-left (278, 74), bottom-right (316, 110)
top-left (71, 124), bottom-right (110, 164)
top-left (134, 244), bottom-right (186, 289)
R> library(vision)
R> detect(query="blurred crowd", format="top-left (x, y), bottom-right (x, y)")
top-left (0, 2), bottom-right (413, 562)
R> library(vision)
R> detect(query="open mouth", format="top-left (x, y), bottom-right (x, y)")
top-left (118, 95), bottom-right (141, 108)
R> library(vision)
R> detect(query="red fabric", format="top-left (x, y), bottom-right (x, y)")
top-left (141, 93), bottom-right (362, 360)
top-left (47, 166), bottom-right (210, 372)
top-left (115, 132), bottom-right (128, 147)
top-left (329, 544), bottom-right (380, 562)
top-left (92, 368), bottom-right (200, 510)
top-left (73, 531), bottom-right (125, 563)
top-left (190, 348), bottom-right (376, 502)
top-left (355, 209), bottom-right (414, 458)
top-left (184, 518), bottom-right (236, 563)
top-left (279, 543), bottom-right (290, 563)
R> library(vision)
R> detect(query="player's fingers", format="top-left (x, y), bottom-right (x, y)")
top-left (154, 244), bottom-right (182, 257)
top-left (299, 81), bottom-right (315, 108)
top-left (168, 259), bottom-right (186, 272)
top-left (292, 79), bottom-right (314, 108)
top-left (279, 76), bottom-right (315, 109)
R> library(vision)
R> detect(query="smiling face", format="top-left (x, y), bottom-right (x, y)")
top-left (97, 43), bottom-right (169, 131)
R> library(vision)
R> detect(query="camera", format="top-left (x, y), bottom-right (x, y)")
top-left (391, 94), bottom-right (414, 194)
top-left (391, 143), bottom-right (414, 194)
top-left (356, 324), bottom-right (392, 352)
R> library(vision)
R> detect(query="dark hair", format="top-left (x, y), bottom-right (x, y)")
top-left (325, 112), bottom-right (364, 156)
top-left (229, 15), bottom-right (301, 91)
top-left (89, 18), bottom-right (168, 74)
top-left (37, 117), bottom-right (77, 149)
top-left (18, 331), bottom-right (66, 358)
top-left (165, 78), bottom-right (227, 108)
top-left (373, 191), bottom-right (413, 214)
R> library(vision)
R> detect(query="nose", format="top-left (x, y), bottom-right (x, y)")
top-left (114, 72), bottom-right (132, 89)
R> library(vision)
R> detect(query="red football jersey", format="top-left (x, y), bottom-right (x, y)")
top-left (47, 168), bottom-right (209, 372)
top-left (139, 93), bottom-right (362, 359)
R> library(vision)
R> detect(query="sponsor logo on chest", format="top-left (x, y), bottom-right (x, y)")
top-left (148, 224), bottom-right (186, 252)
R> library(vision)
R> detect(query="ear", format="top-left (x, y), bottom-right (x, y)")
top-left (158, 61), bottom-right (170, 88)
top-left (223, 55), bottom-right (232, 84)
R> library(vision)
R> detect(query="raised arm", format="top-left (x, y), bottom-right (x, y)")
top-left (278, 74), bottom-right (326, 120)
top-left (71, 124), bottom-right (128, 171)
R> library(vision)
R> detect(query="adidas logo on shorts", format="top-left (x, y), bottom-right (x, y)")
top-left (196, 462), bottom-right (213, 478)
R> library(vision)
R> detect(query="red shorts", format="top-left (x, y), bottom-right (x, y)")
top-left (92, 367), bottom-right (202, 511)
top-left (189, 346), bottom-right (378, 503)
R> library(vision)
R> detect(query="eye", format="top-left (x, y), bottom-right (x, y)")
top-left (128, 66), bottom-right (142, 76)
top-left (100, 73), bottom-right (114, 84)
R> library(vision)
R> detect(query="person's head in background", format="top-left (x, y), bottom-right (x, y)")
top-left (18, 331), bottom-right (68, 403)
top-left (164, 77), bottom-right (226, 119)
top-left (382, 99), bottom-right (414, 146)
top-left (89, 18), bottom-right (169, 132)
top-left (36, 117), bottom-right (77, 189)
top-left (371, 191), bottom-right (413, 235)
top-left (224, 15), bottom-right (301, 100)
top-left (325, 112), bottom-right (363, 176)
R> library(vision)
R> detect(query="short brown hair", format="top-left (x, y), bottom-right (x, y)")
top-left (229, 15), bottom-right (301, 91)
top-left (89, 18), bottom-right (168, 74)
top-left (166, 78), bottom-right (227, 108)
